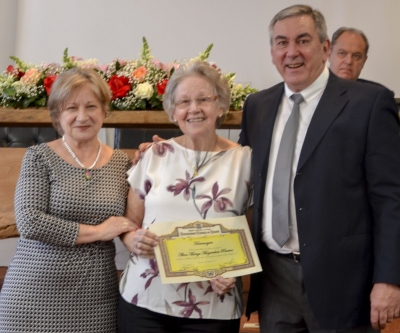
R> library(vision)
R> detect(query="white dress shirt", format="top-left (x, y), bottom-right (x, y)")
top-left (262, 66), bottom-right (329, 253)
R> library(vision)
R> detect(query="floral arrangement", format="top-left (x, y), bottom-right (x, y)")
top-left (0, 38), bottom-right (257, 111)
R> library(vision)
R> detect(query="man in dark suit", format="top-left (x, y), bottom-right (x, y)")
top-left (241, 4), bottom-right (400, 332)
top-left (329, 27), bottom-right (369, 81)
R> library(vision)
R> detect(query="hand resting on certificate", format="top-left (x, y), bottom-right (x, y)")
top-left (122, 225), bottom-right (236, 295)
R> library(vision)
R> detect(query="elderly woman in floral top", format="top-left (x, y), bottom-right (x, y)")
top-left (119, 61), bottom-right (253, 333)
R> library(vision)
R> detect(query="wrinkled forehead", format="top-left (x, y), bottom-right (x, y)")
top-left (334, 32), bottom-right (367, 53)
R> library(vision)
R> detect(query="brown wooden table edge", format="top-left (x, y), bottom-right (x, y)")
top-left (0, 108), bottom-right (242, 129)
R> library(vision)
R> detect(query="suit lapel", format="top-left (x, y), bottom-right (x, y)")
top-left (254, 84), bottom-right (284, 173)
top-left (297, 73), bottom-right (349, 171)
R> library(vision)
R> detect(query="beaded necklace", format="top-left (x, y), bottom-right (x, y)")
top-left (62, 135), bottom-right (102, 180)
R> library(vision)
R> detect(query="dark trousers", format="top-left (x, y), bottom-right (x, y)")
top-left (259, 246), bottom-right (378, 333)
top-left (118, 296), bottom-right (241, 333)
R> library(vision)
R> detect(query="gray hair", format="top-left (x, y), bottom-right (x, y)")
top-left (269, 4), bottom-right (328, 45)
top-left (47, 68), bottom-right (111, 135)
top-left (331, 27), bottom-right (369, 55)
top-left (162, 61), bottom-right (231, 128)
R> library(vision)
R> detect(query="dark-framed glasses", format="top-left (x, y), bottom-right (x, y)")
top-left (175, 95), bottom-right (217, 110)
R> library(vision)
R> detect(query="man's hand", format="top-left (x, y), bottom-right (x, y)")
top-left (132, 135), bottom-right (165, 165)
top-left (370, 283), bottom-right (400, 330)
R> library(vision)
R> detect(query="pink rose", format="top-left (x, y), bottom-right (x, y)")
top-left (99, 64), bottom-right (108, 73)
top-left (21, 68), bottom-right (41, 84)
top-left (132, 66), bottom-right (147, 82)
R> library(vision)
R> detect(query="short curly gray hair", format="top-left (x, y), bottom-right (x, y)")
top-left (47, 68), bottom-right (111, 135)
top-left (162, 61), bottom-right (230, 128)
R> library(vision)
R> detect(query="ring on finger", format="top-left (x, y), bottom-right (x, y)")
top-left (123, 221), bottom-right (128, 226)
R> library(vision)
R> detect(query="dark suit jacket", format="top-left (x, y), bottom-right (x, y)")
top-left (240, 72), bottom-right (400, 329)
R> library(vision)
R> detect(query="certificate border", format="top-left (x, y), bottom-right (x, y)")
top-left (158, 221), bottom-right (256, 279)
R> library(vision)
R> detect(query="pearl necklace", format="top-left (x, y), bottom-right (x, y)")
top-left (62, 135), bottom-right (102, 180)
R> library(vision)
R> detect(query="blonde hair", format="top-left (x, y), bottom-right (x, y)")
top-left (47, 68), bottom-right (111, 134)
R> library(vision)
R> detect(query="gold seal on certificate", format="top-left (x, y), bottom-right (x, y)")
top-left (149, 215), bottom-right (262, 284)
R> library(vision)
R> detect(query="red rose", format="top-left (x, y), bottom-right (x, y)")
top-left (108, 75), bottom-right (131, 100)
top-left (17, 70), bottom-right (25, 78)
top-left (6, 65), bottom-right (24, 78)
top-left (156, 79), bottom-right (168, 95)
top-left (44, 75), bottom-right (58, 95)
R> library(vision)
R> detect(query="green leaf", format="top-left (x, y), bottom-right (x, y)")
top-left (139, 37), bottom-right (153, 62)
top-left (225, 73), bottom-right (235, 81)
top-left (9, 56), bottom-right (27, 71)
top-left (199, 44), bottom-right (213, 61)
top-left (35, 96), bottom-right (47, 107)
top-left (3, 86), bottom-right (16, 97)
top-left (110, 102), bottom-right (124, 110)
top-left (21, 96), bottom-right (36, 108)
top-left (149, 98), bottom-right (161, 108)
top-left (62, 47), bottom-right (75, 69)
top-left (63, 48), bottom-right (69, 63)
top-left (138, 99), bottom-right (147, 110)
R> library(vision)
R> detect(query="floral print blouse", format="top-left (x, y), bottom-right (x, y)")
top-left (120, 139), bottom-right (253, 320)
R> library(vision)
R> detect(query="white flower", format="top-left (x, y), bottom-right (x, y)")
top-left (74, 59), bottom-right (98, 69)
top-left (12, 81), bottom-right (26, 93)
top-left (134, 82), bottom-right (154, 99)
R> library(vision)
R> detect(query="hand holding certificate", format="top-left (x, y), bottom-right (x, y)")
top-left (149, 215), bottom-right (262, 284)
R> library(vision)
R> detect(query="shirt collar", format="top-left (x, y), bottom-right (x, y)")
top-left (284, 66), bottom-right (329, 103)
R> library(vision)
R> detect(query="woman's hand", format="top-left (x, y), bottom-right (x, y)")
top-left (97, 216), bottom-right (138, 241)
top-left (76, 216), bottom-right (138, 244)
top-left (210, 276), bottom-right (236, 295)
top-left (122, 228), bottom-right (158, 259)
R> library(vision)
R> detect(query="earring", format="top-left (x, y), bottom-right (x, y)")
top-left (173, 118), bottom-right (177, 122)
top-left (218, 114), bottom-right (223, 118)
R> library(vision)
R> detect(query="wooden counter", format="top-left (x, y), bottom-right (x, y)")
top-left (0, 108), bottom-right (242, 129)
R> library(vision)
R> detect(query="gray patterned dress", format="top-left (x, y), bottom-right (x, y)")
top-left (0, 144), bottom-right (131, 333)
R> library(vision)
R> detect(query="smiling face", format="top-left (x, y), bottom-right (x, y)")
top-left (58, 84), bottom-right (105, 144)
top-left (271, 15), bottom-right (330, 92)
top-left (329, 31), bottom-right (368, 80)
top-left (172, 75), bottom-right (222, 143)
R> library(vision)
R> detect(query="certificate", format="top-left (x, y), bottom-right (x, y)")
top-left (149, 215), bottom-right (262, 284)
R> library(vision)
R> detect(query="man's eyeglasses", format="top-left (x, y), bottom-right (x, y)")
top-left (174, 95), bottom-right (217, 110)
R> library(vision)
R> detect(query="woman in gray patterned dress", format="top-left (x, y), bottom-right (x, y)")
top-left (0, 68), bottom-right (137, 332)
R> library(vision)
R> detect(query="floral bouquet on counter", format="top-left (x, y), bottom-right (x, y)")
top-left (0, 37), bottom-right (257, 111)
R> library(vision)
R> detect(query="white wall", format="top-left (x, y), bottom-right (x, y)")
top-left (0, 0), bottom-right (17, 71)
top-left (0, 0), bottom-right (399, 96)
